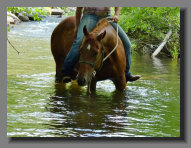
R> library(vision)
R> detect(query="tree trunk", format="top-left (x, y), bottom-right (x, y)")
top-left (152, 29), bottom-right (172, 57)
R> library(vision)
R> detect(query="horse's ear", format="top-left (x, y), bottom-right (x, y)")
top-left (83, 25), bottom-right (89, 36)
top-left (97, 30), bottom-right (106, 41)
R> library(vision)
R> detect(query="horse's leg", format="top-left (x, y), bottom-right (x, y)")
top-left (55, 58), bottom-right (64, 83)
top-left (90, 78), bottom-right (97, 92)
top-left (113, 75), bottom-right (126, 92)
top-left (55, 65), bottom-right (62, 82)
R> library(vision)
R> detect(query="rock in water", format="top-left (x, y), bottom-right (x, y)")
top-left (51, 9), bottom-right (64, 15)
top-left (18, 13), bottom-right (29, 22)
top-left (7, 12), bottom-right (21, 24)
top-left (7, 16), bottom-right (15, 25)
top-left (28, 14), bottom-right (35, 21)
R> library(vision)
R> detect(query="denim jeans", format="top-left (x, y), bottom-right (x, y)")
top-left (62, 14), bottom-right (132, 78)
top-left (110, 21), bottom-right (131, 77)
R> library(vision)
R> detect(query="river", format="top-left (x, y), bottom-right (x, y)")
top-left (7, 16), bottom-right (180, 137)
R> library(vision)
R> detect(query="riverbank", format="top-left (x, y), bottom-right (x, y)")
top-left (7, 7), bottom-right (75, 26)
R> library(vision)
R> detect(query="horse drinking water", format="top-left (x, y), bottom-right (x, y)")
top-left (51, 16), bottom-right (126, 92)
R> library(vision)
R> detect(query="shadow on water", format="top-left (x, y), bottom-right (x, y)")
top-left (46, 82), bottom-right (128, 137)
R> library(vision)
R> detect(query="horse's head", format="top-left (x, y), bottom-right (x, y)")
top-left (77, 25), bottom-right (106, 86)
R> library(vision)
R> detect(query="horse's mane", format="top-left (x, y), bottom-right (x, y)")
top-left (92, 19), bottom-right (110, 34)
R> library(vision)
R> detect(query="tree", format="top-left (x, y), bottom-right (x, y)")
top-left (119, 7), bottom-right (180, 58)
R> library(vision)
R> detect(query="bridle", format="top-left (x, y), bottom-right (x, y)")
top-left (79, 41), bottom-right (105, 72)
top-left (78, 18), bottom-right (119, 93)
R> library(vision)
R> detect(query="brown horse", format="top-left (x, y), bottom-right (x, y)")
top-left (51, 16), bottom-right (126, 92)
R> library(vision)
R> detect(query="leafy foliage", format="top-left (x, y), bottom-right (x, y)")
top-left (119, 7), bottom-right (180, 58)
top-left (7, 7), bottom-right (48, 22)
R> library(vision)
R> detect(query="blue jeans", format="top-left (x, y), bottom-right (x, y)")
top-left (110, 22), bottom-right (131, 77)
top-left (62, 14), bottom-right (132, 78)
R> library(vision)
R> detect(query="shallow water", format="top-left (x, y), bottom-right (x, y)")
top-left (7, 16), bottom-right (180, 137)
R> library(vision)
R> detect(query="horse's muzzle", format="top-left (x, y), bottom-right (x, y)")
top-left (77, 76), bottom-right (86, 86)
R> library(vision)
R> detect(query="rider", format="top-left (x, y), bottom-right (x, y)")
top-left (62, 7), bottom-right (141, 83)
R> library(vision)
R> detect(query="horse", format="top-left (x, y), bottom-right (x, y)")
top-left (51, 16), bottom-right (126, 93)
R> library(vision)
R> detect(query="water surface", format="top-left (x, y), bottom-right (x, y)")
top-left (7, 16), bottom-right (180, 137)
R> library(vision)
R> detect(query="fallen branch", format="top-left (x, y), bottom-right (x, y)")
top-left (152, 29), bottom-right (172, 57)
top-left (7, 38), bottom-right (20, 55)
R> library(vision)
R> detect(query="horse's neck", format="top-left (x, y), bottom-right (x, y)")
top-left (104, 27), bottom-right (118, 52)
top-left (93, 19), bottom-right (121, 60)
top-left (92, 19), bottom-right (110, 34)
top-left (103, 26), bottom-right (124, 64)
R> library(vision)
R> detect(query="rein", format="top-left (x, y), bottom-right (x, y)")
top-left (103, 19), bottom-right (119, 62)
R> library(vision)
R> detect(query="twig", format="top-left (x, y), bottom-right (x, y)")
top-left (7, 38), bottom-right (20, 55)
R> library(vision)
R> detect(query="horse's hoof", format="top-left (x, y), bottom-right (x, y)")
top-left (62, 76), bottom-right (72, 83)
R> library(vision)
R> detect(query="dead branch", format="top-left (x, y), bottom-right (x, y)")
top-left (152, 29), bottom-right (172, 57)
top-left (7, 38), bottom-right (20, 55)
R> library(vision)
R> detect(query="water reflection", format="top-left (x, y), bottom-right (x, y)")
top-left (46, 83), bottom-right (127, 137)
top-left (152, 56), bottom-right (165, 70)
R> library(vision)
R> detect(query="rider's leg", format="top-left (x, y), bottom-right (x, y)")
top-left (62, 14), bottom-right (99, 82)
top-left (110, 22), bottom-right (132, 78)
top-left (110, 22), bottom-right (141, 82)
